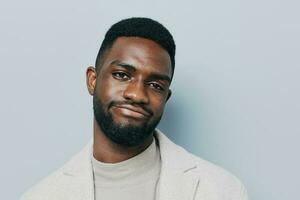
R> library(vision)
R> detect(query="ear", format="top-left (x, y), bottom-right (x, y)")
top-left (86, 66), bottom-right (97, 96)
top-left (166, 89), bottom-right (172, 102)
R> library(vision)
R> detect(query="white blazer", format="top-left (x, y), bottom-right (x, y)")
top-left (21, 130), bottom-right (248, 200)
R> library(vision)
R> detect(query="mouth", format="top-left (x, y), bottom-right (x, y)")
top-left (112, 104), bottom-right (151, 119)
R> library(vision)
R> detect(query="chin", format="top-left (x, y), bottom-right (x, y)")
top-left (113, 118), bottom-right (147, 129)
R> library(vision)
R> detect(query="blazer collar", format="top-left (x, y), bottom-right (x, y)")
top-left (62, 140), bottom-right (95, 200)
top-left (62, 130), bottom-right (200, 200)
top-left (155, 130), bottom-right (200, 200)
top-left (154, 129), bottom-right (197, 172)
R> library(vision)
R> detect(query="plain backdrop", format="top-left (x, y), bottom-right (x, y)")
top-left (1, 0), bottom-right (299, 199)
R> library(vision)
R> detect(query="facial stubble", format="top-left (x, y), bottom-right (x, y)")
top-left (93, 94), bottom-right (162, 147)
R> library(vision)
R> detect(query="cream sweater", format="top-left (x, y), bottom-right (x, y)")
top-left (91, 139), bottom-right (161, 200)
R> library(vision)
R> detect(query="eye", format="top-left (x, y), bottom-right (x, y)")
top-left (149, 82), bottom-right (165, 91)
top-left (112, 72), bottom-right (130, 81)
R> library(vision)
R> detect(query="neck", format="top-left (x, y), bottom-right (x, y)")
top-left (93, 118), bottom-right (153, 163)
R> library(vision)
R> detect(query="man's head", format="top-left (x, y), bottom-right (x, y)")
top-left (95, 17), bottom-right (176, 78)
top-left (86, 17), bottom-right (176, 147)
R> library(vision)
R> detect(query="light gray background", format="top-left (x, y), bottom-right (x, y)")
top-left (1, 0), bottom-right (299, 199)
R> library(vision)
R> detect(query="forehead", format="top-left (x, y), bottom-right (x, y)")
top-left (102, 37), bottom-right (172, 77)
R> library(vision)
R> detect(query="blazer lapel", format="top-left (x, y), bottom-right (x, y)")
top-left (158, 170), bottom-right (200, 200)
top-left (155, 130), bottom-right (200, 200)
top-left (61, 139), bottom-right (95, 200)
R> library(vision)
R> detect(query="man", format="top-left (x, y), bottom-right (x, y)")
top-left (21, 17), bottom-right (248, 200)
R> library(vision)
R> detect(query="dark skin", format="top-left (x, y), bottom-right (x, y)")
top-left (86, 37), bottom-right (172, 163)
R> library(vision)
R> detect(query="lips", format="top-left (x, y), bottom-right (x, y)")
top-left (112, 104), bottom-right (151, 118)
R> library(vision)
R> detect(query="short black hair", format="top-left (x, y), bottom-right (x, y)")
top-left (95, 17), bottom-right (176, 77)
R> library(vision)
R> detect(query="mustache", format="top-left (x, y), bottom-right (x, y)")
top-left (109, 101), bottom-right (153, 116)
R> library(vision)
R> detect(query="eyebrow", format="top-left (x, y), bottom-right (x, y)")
top-left (111, 60), bottom-right (136, 72)
top-left (148, 73), bottom-right (171, 83)
top-left (110, 60), bottom-right (171, 83)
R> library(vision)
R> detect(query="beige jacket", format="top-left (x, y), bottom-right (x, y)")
top-left (21, 130), bottom-right (248, 200)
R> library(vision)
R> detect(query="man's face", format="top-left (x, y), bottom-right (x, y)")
top-left (90, 37), bottom-right (172, 147)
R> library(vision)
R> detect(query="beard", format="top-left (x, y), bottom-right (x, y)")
top-left (93, 95), bottom-right (162, 147)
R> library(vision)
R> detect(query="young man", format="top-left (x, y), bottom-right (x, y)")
top-left (21, 17), bottom-right (248, 200)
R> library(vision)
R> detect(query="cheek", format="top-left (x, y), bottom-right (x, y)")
top-left (150, 95), bottom-right (167, 115)
top-left (96, 77), bottom-right (125, 103)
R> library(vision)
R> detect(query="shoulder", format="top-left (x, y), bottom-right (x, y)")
top-left (21, 140), bottom-right (93, 200)
top-left (190, 154), bottom-right (248, 200)
top-left (20, 166), bottom-right (69, 200)
top-left (156, 130), bottom-right (248, 200)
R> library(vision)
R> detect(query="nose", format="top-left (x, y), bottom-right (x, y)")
top-left (123, 81), bottom-right (149, 104)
